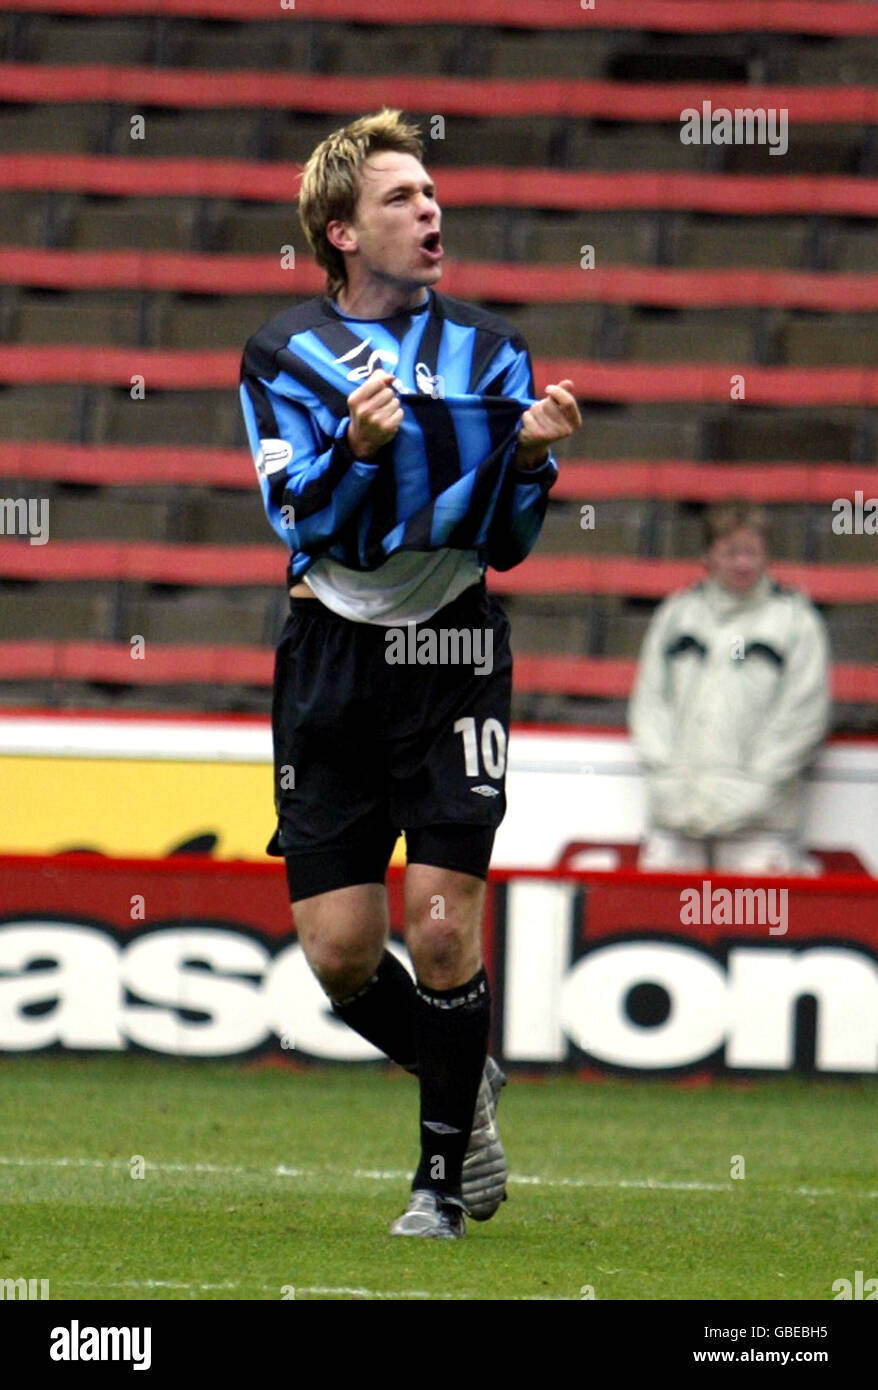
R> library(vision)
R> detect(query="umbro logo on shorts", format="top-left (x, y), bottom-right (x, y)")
top-left (471, 785), bottom-right (500, 798)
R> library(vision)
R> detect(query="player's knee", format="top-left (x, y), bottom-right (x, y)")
top-left (410, 916), bottom-right (461, 969)
top-left (297, 921), bottom-right (384, 1000)
top-left (406, 902), bottom-right (481, 983)
top-left (305, 944), bottom-right (377, 1000)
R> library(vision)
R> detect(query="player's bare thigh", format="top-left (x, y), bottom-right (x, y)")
top-left (404, 863), bottom-right (485, 991)
top-left (292, 882), bottom-right (390, 999)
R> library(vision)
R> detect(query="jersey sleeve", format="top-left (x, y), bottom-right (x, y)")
top-left (480, 336), bottom-right (559, 570)
top-left (239, 351), bottom-right (380, 558)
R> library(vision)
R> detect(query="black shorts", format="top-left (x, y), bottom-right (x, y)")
top-left (267, 578), bottom-right (513, 901)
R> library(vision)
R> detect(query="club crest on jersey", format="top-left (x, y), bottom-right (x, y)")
top-left (332, 337), bottom-right (400, 384)
top-left (256, 439), bottom-right (293, 477)
top-left (416, 362), bottom-right (445, 399)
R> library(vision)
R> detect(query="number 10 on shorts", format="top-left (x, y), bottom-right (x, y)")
top-left (453, 717), bottom-right (507, 779)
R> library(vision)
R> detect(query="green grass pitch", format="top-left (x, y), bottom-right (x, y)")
top-left (1, 1056), bottom-right (875, 1302)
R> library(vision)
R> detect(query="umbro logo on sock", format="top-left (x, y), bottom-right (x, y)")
top-left (424, 1121), bottom-right (462, 1135)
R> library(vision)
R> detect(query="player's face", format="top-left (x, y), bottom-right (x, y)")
top-left (707, 527), bottom-right (769, 594)
top-left (339, 152), bottom-right (443, 296)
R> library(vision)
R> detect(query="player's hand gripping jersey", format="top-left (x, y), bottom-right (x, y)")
top-left (239, 290), bottom-right (558, 584)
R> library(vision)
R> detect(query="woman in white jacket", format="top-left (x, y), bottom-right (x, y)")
top-left (628, 502), bottom-right (831, 874)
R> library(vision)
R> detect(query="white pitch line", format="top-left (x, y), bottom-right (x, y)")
top-left (1, 1155), bottom-right (875, 1199)
top-left (0, 1156), bottom-right (252, 1174)
top-left (64, 1279), bottom-right (570, 1301)
top-left (65, 1280), bottom-right (442, 1299)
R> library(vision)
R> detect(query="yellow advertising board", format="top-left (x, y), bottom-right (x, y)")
top-left (2, 754), bottom-right (279, 860)
top-left (0, 717), bottom-right (408, 862)
top-left (2, 753), bottom-right (409, 863)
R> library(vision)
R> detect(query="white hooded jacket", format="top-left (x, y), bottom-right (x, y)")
top-left (628, 574), bottom-right (831, 839)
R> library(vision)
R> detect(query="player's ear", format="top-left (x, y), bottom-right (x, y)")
top-left (326, 219), bottom-right (357, 255)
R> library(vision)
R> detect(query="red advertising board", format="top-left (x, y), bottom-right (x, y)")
top-left (1, 853), bottom-right (876, 1075)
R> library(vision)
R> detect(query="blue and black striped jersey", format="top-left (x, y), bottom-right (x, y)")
top-left (239, 289), bottom-right (557, 583)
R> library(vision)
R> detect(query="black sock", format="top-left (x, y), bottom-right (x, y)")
top-left (412, 968), bottom-right (491, 1201)
top-left (330, 950), bottom-right (417, 1071)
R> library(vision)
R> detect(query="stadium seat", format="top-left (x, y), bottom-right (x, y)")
top-left (440, 210), bottom-right (515, 262)
top-left (0, 579), bottom-right (116, 641)
top-left (568, 125), bottom-right (709, 173)
top-left (625, 307), bottom-right (755, 363)
top-left (831, 223), bottom-right (878, 273)
top-left (0, 105), bottom-right (108, 155)
top-left (271, 114), bottom-right (364, 165)
top-left (722, 129), bottom-right (866, 178)
top-left (780, 313), bottom-right (878, 367)
top-left (0, 385), bottom-right (86, 441)
top-left (574, 404), bottom-right (702, 460)
top-left (825, 603), bottom-right (878, 661)
top-left (535, 497), bottom-right (650, 559)
top-left (0, 679), bottom-right (55, 707)
top-left (813, 512), bottom-right (878, 567)
top-left (70, 198), bottom-right (199, 253)
top-left (106, 112), bottom-right (264, 162)
top-left (167, 19), bottom-right (313, 70)
top-left (654, 502), bottom-right (708, 561)
top-left (125, 586), bottom-right (271, 646)
top-left (532, 501), bottom-right (586, 557)
top-left (0, 14), bottom-right (21, 61)
top-left (318, 23), bottom-right (465, 76)
top-left (91, 389), bottom-right (244, 449)
top-left (47, 488), bottom-right (173, 542)
top-left (160, 295), bottom-right (293, 351)
top-left (506, 593), bottom-right (593, 655)
top-left (607, 37), bottom-right (752, 84)
top-left (59, 679), bottom-right (266, 714)
top-left (0, 193), bottom-right (51, 249)
top-left (487, 32), bottom-right (616, 80)
top-left (212, 205), bottom-right (304, 258)
top-left (25, 16), bottom-right (158, 65)
top-left (596, 594), bottom-right (658, 659)
top-left (492, 302), bottom-right (607, 358)
top-left (764, 504), bottom-right (813, 561)
top-left (506, 609), bottom-right (589, 657)
top-left (672, 215), bottom-right (807, 269)
top-left (405, 117), bottom-right (559, 170)
top-left (702, 410), bottom-right (861, 463)
top-left (12, 290), bottom-right (145, 347)
top-left (785, 36), bottom-right (878, 84)
top-left (526, 210), bottom-right (653, 267)
top-left (181, 489), bottom-right (271, 545)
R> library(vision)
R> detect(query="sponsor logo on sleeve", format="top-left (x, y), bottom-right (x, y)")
top-left (256, 440), bottom-right (293, 477)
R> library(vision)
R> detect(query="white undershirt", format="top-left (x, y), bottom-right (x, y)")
top-left (303, 548), bottom-right (483, 625)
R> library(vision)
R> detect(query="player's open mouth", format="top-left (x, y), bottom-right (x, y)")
top-left (420, 231), bottom-right (443, 261)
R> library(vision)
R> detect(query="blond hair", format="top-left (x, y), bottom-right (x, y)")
top-left (298, 108), bottom-right (424, 297)
top-left (704, 501), bottom-right (770, 549)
